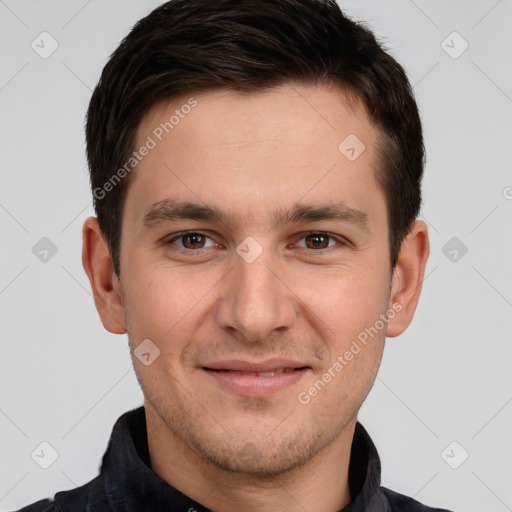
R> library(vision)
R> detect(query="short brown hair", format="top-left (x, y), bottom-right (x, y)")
top-left (86, 0), bottom-right (424, 276)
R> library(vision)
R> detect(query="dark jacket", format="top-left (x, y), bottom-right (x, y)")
top-left (14, 406), bottom-right (453, 512)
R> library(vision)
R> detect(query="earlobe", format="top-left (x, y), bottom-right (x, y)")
top-left (82, 217), bottom-right (127, 334)
top-left (386, 220), bottom-right (430, 338)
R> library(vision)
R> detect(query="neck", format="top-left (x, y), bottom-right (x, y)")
top-left (145, 402), bottom-right (356, 512)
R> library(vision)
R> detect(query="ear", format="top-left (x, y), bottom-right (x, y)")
top-left (81, 217), bottom-right (127, 334)
top-left (386, 220), bottom-right (430, 337)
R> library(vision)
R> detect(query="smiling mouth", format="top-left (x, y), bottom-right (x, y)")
top-left (201, 366), bottom-right (311, 396)
top-left (203, 367), bottom-right (309, 377)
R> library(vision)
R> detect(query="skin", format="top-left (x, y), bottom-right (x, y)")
top-left (82, 82), bottom-right (429, 512)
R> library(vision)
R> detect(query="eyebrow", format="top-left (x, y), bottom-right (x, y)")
top-left (142, 199), bottom-right (369, 231)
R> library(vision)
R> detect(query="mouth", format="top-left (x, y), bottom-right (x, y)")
top-left (203, 367), bottom-right (309, 377)
top-left (201, 359), bottom-right (311, 396)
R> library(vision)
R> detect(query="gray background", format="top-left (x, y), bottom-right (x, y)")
top-left (1, 1), bottom-right (511, 511)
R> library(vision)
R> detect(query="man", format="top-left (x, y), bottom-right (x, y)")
top-left (16, 0), bottom-right (452, 510)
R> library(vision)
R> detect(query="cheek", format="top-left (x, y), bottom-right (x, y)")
top-left (124, 263), bottom-right (222, 340)
top-left (294, 266), bottom-right (389, 332)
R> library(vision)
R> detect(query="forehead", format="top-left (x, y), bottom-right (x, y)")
top-left (125, 83), bottom-right (385, 230)
top-left (137, 83), bottom-right (374, 152)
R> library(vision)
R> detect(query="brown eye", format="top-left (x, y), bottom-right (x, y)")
top-left (181, 233), bottom-right (206, 249)
top-left (304, 233), bottom-right (331, 249)
top-left (167, 232), bottom-right (216, 250)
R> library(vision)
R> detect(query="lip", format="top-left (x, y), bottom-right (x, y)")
top-left (202, 358), bottom-right (309, 373)
top-left (201, 358), bottom-right (311, 397)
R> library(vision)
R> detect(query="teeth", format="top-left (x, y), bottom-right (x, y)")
top-left (256, 370), bottom-right (283, 377)
top-left (221, 368), bottom-right (299, 376)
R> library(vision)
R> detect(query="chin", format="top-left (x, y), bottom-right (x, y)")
top-left (184, 417), bottom-right (330, 477)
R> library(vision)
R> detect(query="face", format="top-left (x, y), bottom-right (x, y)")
top-left (107, 83), bottom-right (406, 475)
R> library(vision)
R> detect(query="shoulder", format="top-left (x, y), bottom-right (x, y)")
top-left (382, 486), bottom-right (454, 512)
top-left (10, 476), bottom-right (107, 512)
top-left (11, 499), bottom-right (56, 512)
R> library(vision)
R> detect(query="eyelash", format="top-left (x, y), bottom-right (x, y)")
top-left (164, 231), bottom-right (349, 255)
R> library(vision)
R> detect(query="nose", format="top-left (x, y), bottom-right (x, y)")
top-left (214, 245), bottom-right (297, 343)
